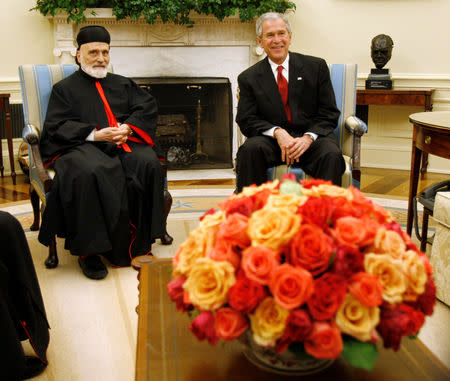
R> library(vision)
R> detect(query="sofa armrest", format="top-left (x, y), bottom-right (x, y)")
top-left (25, 132), bottom-right (53, 193)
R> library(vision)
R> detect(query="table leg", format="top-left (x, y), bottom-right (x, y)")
top-left (420, 152), bottom-right (429, 179)
top-left (407, 127), bottom-right (422, 235)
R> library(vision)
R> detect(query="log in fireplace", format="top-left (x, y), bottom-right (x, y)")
top-left (134, 77), bottom-right (233, 170)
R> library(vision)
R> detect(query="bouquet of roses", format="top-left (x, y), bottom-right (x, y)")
top-left (167, 176), bottom-right (436, 371)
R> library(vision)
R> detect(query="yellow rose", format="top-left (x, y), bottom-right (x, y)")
top-left (265, 193), bottom-right (307, 214)
top-left (302, 184), bottom-right (353, 200)
top-left (198, 210), bottom-right (225, 230)
top-left (372, 227), bottom-right (406, 259)
top-left (240, 180), bottom-right (279, 197)
top-left (335, 294), bottom-right (380, 342)
top-left (364, 253), bottom-right (406, 304)
top-left (249, 297), bottom-right (289, 347)
top-left (183, 257), bottom-right (236, 311)
top-left (402, 250), bottom-right (428, 300)
top-left (173, 226), bottom-right (216, 277)
top-left (247, 206), bottom-right (301, 252)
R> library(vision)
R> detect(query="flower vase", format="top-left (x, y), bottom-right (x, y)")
top-left (241, 331), bottom-right (334, 376)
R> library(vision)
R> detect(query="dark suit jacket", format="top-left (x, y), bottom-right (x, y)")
top-left (236, 52), bottom-right (340, 139)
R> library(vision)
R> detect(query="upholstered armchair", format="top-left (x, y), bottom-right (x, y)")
top-left (18, 64), bottom-right (173, 268)
top-left (266, 64), bottom-right (367, 188)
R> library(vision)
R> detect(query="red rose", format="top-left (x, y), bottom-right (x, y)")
top-left (167, 276), bottom-right (193, 312)
top-left (227, 271), bottom-right (267, 314)
top-left (189, 311), bottom-right (219, 345)
top-left (199, 208), bottom-right (217, 221)
top-left (281, 173), bottom-right (297, 182)
top-left (218, 195), bottom-right (255, 217)
top-left (330, 245), bottom-right (364, 278)
top-left (214, 307), bottom-right (249, 341)
top-left (216, 213), bottom-right (250, 249)
top-left (300, 178), bottom-right (333, 189)
top-left (304, 321), bottom-right (343, 359)
top-left (348, 272), bottom-right (383, 307)
top-left (297, 197), bottom-right (333, 228)
top-left (359, 217), bottom-right (382, 248)
top-left (408, 277), bottom-right (436, 316)
top-left (287, 223), bottom-right (334, 276)
top-left (377, 304), bottom-right (425, 351)
top-left (329, 197), bottom-right (358, 223)
top-left (307, 273), bottom-right (347, 320)
top-left (275, 309), bottom-right (312, 353)
top-left (250, 188), bottom-right (272, 210)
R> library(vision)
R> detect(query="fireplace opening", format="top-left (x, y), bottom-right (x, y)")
top-left (134, 77), bottom-right (233, 170)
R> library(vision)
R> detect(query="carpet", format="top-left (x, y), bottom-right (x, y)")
top-left (1, 189), bottom-right (445, 381)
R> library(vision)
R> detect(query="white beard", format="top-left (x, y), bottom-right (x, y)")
top-left (80, 57), bottom-right (108, 79)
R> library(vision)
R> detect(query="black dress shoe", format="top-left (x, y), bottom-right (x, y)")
top-left (22, 356), bottom-right (47, 379)
top-left (78, 255), bottom-right (108, 280)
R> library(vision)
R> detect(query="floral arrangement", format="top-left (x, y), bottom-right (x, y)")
top-left (167, 177), bottom-right (436, 371)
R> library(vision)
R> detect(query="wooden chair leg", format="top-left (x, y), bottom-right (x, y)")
top-left (45, 239), bottom-right (58, 268)
top-left (29, 185), bottom-right (40, 231)
top-left (160, 189), bottom-right (173, 245)
top-left (420, 208), bottom-right (431, 252)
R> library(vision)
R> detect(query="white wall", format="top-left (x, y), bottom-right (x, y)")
top-left (1, 0), bottom-right (449, 173)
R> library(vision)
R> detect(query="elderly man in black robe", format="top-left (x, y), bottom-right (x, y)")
top-left (39, 26), bottom-right (165, 279)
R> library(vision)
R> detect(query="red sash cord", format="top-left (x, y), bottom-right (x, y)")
top-left (95, 81), bottom-right (131, 152)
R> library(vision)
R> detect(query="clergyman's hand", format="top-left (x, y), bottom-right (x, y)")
top-left (94, 127), bottom-right (129, 145)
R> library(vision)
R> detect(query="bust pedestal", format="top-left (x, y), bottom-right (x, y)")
top-left (365, 68), bottom-right (392, 89)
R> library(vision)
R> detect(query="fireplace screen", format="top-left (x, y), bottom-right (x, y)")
top-left (134, 77), bottom-right (233, 170)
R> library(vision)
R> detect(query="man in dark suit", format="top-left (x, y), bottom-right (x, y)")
top-left (235, 12), bottom-right (345, 192)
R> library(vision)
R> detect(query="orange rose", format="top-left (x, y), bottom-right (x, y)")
top-left (348, 272), bottom-right (383, 307)
top-left (214, 307), bottom-right (249, 341)
top-left (241, 246), bottom-right (279, 285)
top-left (304, 321), bottom-right (343, 359)
top-left (332, 216), bottom-right (367, 248)
top-left (216, 213), bottom-right (250, 249)
top-left (269, 264), bottom-right (313, 310)
top-left (287, 223), bottom-right (334, 276)
top-left (208, 241), bottom-right (241, 270)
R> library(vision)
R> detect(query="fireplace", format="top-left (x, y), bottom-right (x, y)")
top-left (134, 77), bottom-right (233, 169)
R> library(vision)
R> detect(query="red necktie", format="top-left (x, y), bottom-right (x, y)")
top-left (277, 65), bottom-right (291, 123)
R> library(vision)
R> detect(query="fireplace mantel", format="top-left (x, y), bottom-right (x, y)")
top-left (49, 9), bottom-right (262, 64)
top-left (49, 8), bottom-right (263, 161)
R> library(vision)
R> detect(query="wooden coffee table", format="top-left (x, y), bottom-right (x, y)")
top-left (134, 257), bottom-right (449, 381)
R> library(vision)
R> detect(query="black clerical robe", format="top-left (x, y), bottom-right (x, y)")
top-left (39, 69), bottom-right (165, 265)
top-left (0, 212), bottom-right (49, 380)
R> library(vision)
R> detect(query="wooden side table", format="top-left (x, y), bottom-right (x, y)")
top-left (356, 89), bottom-right (434, 177)
top-left (406, 111), bottom-right (450, 237)
top-left (0, 93), bottom-right (16, 185)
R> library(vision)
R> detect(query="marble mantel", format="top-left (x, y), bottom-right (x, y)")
top-left (49, 8), bottom-right (262, 158)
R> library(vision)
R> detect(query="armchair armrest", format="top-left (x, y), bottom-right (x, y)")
top-left (345, 115), bottom-right (367, 137)
top-left (24, 130), bottom-right (53, 193)
top-left (344, 116), bottom-right (367, 186)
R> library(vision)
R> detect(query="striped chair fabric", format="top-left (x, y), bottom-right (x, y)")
top-left (267, 63), bottom-right (367, 188)
top-left (19, 65), bottom-right (78, 202)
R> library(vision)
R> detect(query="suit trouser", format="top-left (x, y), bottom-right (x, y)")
top-left (236, 135), bottom-right (346, 192)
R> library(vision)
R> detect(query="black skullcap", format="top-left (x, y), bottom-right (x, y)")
top-left (76, 26), bottom-right (110, 48)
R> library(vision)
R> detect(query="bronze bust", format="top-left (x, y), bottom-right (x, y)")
top-left (371, 34), bottom-right (394, 69)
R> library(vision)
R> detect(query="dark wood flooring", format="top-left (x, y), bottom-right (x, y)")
top-left (0, 168), bottom-right (449, 205)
